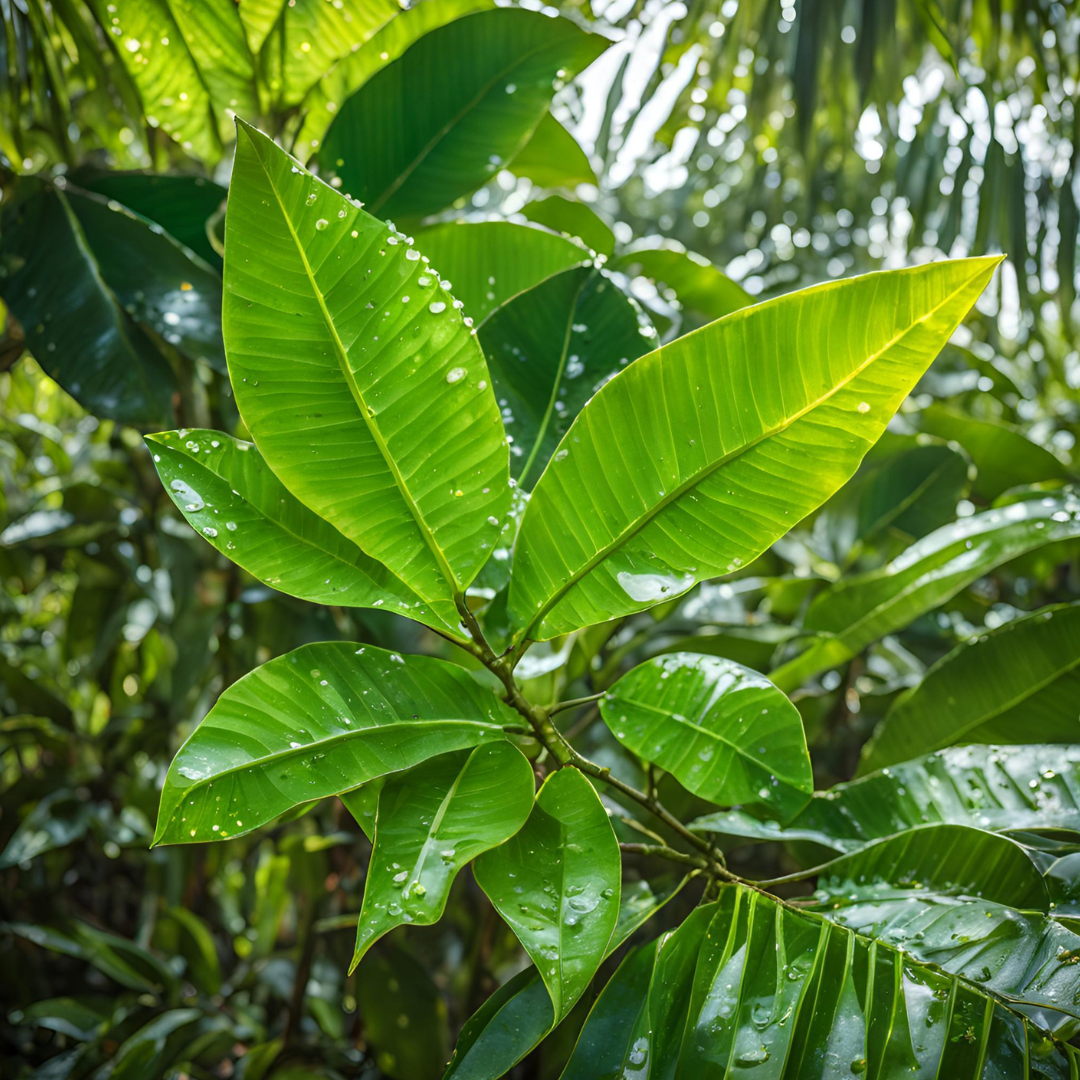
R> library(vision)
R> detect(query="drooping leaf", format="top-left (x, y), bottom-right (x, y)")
top-left (565, 887), bottom-right (1080, 1078)
top-left (473, 767), bottom-right (620, 1022)
top-left (601, 653), bottom-right (812, 822)
top-left (691, 744), bottom-right (1080, 854)
top-left (319, 9), bottom-right (609, 220)
top-left (147, 429), bottom-right (462, 637)
top-left (64, 185), bottom-right (225, 373)
top-left (479, 266), bottom-right (655, 489)
top-left (70, 170), bottom-right (227, 267)
top-left (862, 602), bottom-right (1080, 772)
top-left (415, 220), bottom-right (589, 325)
top-left (291, 0), bottom-right (494, 163)
top-left (443, 875), bottom-right (686, 1080)
top-left (508, 258), bottom-right (1001, 643)
top-left (350, 743), bottom-right (535, 970)
top-left (772, 492), bottom-right (1080, 691)
top-left (224, 121), bottom-right (511, 612)
top-left (153, 642), bottom-right (518, 845)
top-left (920, 404), bottom-right (1074, 501)
top-left (522, 195), bottom-right (614, 256)
top-left (510, 114), bottom-right (598, 190)
top-left (89, 0), bottom-right (257, 159)
top-left (0, 180), bottom-right (175, 425)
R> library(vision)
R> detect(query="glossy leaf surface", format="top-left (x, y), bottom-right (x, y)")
top-left (154, 643), bottom-right (517, 845)
top-left (479, 266), bottom-right (655, 489)
top-left (0, 182), bottom-right (175, 425)
top-left (772, 492), bottom-right (1080, 691)
top-left (691, 744), bottom-right (1080, 853)
top-left (147, 429), bottom-right (461, 635)
top-left (415, 220), bottom-right (588, 326)
top-left (320, 9), bottom-right (608, 219)
top-left (350, 743), bottom-right (535, 970)
top-left (601, 653), bottom-right (812, 821)
top-left (564, 886), bottom-right (1080, 1079)
top-left (473, 768), bottom-right (619, 1021)
top-left (224, 122), bottom-right (510, 609)
top-left (509, 258), bottom-right (1001, 642)
top-left (863, 602), bottom-right (1080, 772)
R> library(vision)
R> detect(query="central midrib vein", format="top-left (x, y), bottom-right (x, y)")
top-left (256, 148), bottom-right (462, 601)
top-left (521, 270), bottom-right (986, 640)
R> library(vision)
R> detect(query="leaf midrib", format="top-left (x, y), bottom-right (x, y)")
top-left (249, 136), bottom-right (463, 600)
top-left (520, 266), bottom-right (989, 641)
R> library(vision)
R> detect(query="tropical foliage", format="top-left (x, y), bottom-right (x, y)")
top-left (2, 2), bottom-right (1080, 1079)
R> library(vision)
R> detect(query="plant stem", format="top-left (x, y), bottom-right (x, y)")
top-left (547, 691), bottom-right (604, 716)
top-left (619, 842), bottom-right (707, 870)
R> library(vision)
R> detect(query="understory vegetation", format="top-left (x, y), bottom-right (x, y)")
top-left (2, 2), bottom-right (1080, 1078)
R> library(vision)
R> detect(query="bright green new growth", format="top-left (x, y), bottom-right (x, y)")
top-left (141, 112), bottom-right (1080, 1080)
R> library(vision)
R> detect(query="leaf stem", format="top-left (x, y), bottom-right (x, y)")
top-left (547, 691), bottom-right (605, 716)
top-left (619, 843), bottom-right (707, 870)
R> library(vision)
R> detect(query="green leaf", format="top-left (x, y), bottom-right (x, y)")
top-left (224, 121), bottom-right (511, 611)
top-left (691, 744), bottom-right (1080, 854)
top-left (862, 602), bottom-right (1080, 773)
top-left (146, 429), bottom-right (462, 636)
top-left (608, 241), bottom-right (752, 335)
top-left (415, 220), bottom-right (589, 326)
top-left (291, 0), bottom-right (496, 163)
top-left (349, 743), bottom-right (535, 971)
top-left (522, 195), bottom-right (614, 258)
top-left (809, 823), bottom-right (1049, 911)
top-left (479, 266), bottom-right (655, 489)
top-left (0, 181), bottom-right (175, 425)
top-left (71, 170), bottom-right (227, 268)
top-left (601, 653), bottom-right (812, 822)
top-left (473, 768), bottom-right (620, 1022)
top-left (920, 404), bottom-right (1074, 501)
top-left (65, 185), bottom-right (225, 373)
top-left (443, 875), bottom-right (685, 1080)
top-left (153, 642), bottom-right (518, 846)
top-left (89, 0), bottom-right (257, 160)
top-left (319, 9), bottom-right (608, 220)
top-left (772, 492), bottom-right (1080, 691)
top-left (508, 258), bottom-right (1002, 643)
top-left (0, 789), bottom-right (97, 869)
top-left (510, 114), bottom-right (598, 189)
top-left (355, 944), bottom-right (449, 1080)
top-left (261, 0), bottom-right (401, 107)
top-left (340, 778), bottom-right (385, 842)
top-left (567, 887), bottom-right (1080, 1078)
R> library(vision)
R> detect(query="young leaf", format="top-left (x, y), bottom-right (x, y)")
top-left (772, 492), bottom-right (1080, 691)
top-left (319, 9), bottom-right (609, 219)
top-left (147, 429), bottom-right (462, 637)
top-left (691, 744), bottom-right (1080, 854)
top-left (224, 121), bottom-right (511, 610)
top-left (0, 181), bottom-right (176, 425)
top-left (507, 257), bottom-right (1002, 643)
top-left (153, 643), bottom-right (518, 845)
top-left (863, 602), bottom-right (1080, 772)
top-left (349, 743), bottom-right (535, 971)
top-left (601, 654), bottom-right (812, 822)
top-left (414, 220), bottom-right (589, 326)
top-left (473, 768), bottom-right (620, 1022)
top-left (480, 266), bottom-right (656, 489)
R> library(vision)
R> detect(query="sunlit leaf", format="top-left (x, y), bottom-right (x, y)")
top-left (508, 258), bottom-right (1001, 643)
top-left (510, 113), bottom-right (597, 189)
top-left (522, 194), bottom-right (614, 256)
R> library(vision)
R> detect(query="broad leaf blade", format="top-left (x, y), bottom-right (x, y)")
top-left (601, 653), bottom-right (812, 822)
top-left (224, 121), bottom-right (511, 609)
top-left (772, 493), bottom-right (1080, 691)
top-left (473, 767), bottom-right (620, 1022)
top-left (319, 9), bottom-right (609, 219)
top-left (508, 257), bottom-right (1002, 642)
top-left (350, 743), bottom-right (535, 970)
top-left (691, 744), bottom-right (1080, 853)
top-left (480, 266), bottom-right (656, 489)
top-left (863, 602), bottom-right (1080, 772)
top-left (511, 114), bottom-right (598, 190)
top-left (147, 429), bottom-right (462, 636)
top-left (153, 643), bottom-right (517, 845)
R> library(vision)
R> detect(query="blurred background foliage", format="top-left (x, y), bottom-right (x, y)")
top-left (1, 0), bottom-right (1079, 1077)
